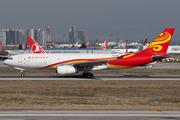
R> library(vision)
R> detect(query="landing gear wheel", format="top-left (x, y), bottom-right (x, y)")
top-left (21, 73), bottom-right (24, 77)
top-left (82, 72), bottom-right (94, 78)
top-left (82, 73), bottom-right (88, 78)
top-left (21, 70), bottom-right (24, 77)
top-left (89, 73), bottom-right (94, 78)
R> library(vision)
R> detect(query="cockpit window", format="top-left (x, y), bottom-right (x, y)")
top-left (2, 57), bottom-right (13, 61)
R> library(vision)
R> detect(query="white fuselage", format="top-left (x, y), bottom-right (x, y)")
top-left (3, 53), bottom-right (121, 71)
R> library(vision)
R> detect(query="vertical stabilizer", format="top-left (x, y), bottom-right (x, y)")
top-left (27, 37), bottom-right (46, 53)
top-left (138, 28), bottom-right (175, 55)
top-left (99, 41), bottom-right (108, 49)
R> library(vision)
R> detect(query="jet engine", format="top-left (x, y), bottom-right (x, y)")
top-left (56, 65), bottom-right (78, 75)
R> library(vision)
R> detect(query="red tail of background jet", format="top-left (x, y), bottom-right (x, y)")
top-left (23, 44), bottom-right (26, 51)
top-left (27, 37), bottom-right (46, 53)
top-left (99, 41), bottom-right (108, 49)
top-left (75, 41), bottom-right (79, 46)
top-left (0, 44), bottom-right (2, 50)
top-left (85, 41), bottom-right (89, 46)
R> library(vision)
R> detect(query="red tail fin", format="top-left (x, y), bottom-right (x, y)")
top-left (143, 39), bottom-right (147, 45)
top-left (85, 41), bottom-right (89, 46)
top-left (138, 28), bottom-right (175, 55)
top-left (23, 44), bottom-right (26, 51)
top-left (99, 41), bottom-right (108, 49)
top-left (75, 41), bottom-right (79, 45)
top-left (27, 37), bottom-right (46, 53)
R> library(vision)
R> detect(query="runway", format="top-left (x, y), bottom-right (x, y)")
top-left (0, 110), bottom-right (179, 120)
top-left (0, 75), bottom-right (180, 81)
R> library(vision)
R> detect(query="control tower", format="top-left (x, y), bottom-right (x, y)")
top-left (47, 26), bottom-right (52, 42)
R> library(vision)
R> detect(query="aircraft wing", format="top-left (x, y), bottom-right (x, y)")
top-left (61, 56), bottom-right (123, 68)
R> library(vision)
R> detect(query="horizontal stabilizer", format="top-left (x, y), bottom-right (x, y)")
top-left (152, 55), bottom-right (170, 61)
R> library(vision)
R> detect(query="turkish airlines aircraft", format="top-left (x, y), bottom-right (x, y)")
top-left (99, 41), bottom-right (108, 49)
top-left (75, 41), bottom-right (79, 46)
top-left (74, 41), bottom-right (80, 47)
top-left (28, 38), bottom-right (46, 53)
top-left (27, 37), bottom-right (109, 54)
top-left (85, 41), bottom-right (89, 46)
top-left (3, 28), bottom-right (175, 77)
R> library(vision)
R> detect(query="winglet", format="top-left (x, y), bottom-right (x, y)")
top-left (99, 41), bottom-right (108, 49)
top-left (27, 37), bottom-right (46, 53)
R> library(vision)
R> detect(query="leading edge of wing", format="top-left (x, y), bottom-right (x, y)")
top-left (41, 55), bottom-right (123, 69)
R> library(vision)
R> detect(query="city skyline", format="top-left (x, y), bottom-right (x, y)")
top-left (0, 0), bottom-right (180, 43)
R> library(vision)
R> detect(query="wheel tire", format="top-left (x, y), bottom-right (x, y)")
top-left (82, 73), bottom-right (87, 78)
top-left (89, 74), bottom-right (94, 78)
top-left (21, 73), bottom-right (24, 77)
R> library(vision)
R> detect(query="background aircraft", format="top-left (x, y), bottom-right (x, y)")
top-left (99, 41), bottom-right (108, 49)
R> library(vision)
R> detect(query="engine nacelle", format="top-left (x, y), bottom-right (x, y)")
top-left (56, 65), bottom-right (78, 75)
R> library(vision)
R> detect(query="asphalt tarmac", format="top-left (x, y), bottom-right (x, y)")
top-left (0, 110), bottom-right (179, 120)
top-left (0, 62), bottom-right (179, 120)
top-left (0, 75), bottom-right (180, 81)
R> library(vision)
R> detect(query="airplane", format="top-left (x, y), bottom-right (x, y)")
top-left (99, 41), bottom-right (108, 49)
top-left (27, 37), bottom-right (109, 54)
top-left (75, 41), bottom-right (79, 46)
top-left (3, 28), bottom-right (175, 78)
top-left (85, 41), bottom-right (89, 46)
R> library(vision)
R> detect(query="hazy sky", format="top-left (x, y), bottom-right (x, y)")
top-left (0, 0), bottom-right (180, 42)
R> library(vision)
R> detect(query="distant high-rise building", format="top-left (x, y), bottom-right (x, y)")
top-left (17, 30), bottom-right (27, 45)
top-left (0, 29), bottom-right (6, 46)
top-left (69, 25), bottom-right (78, 43)
top-left (1, 28), bottom-right (45, 46)
top-left (78, 30), bottom-right (86, 43)
top-left (35, 29), bottom-right (40, 44)
top-left (39, 29), bottom-right (46, 47)
top-left (27, 29), bottom-right (35, 39)
top-left (6, 29), bottom-right (26, 45)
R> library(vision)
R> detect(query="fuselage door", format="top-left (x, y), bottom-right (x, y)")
top-left (18, 56), bottom-right (23, 63)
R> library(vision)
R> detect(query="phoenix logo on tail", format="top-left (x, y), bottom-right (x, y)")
top-left (99, 41), bottom-right (108, 49)
top-left (139, 28), bottom-right (174, 55)
top-left (27, 37), bottom-right (46, 53)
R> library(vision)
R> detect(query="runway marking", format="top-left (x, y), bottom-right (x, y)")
top-left (103, 79), bottom-right (107, 81)
top-left (152, 110), bottom-right (160, 113)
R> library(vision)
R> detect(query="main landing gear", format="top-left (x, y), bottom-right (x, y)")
top-left (82, 72), bottom-right (94, 78)
top-left (21, 70), bottom-right (24, 77)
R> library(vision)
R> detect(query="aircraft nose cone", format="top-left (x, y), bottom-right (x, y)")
top-left (3, 59), bottom-right (8, 65)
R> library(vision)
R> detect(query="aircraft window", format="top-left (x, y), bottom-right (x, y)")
top-left (8, 58), bottom-right (13, 60)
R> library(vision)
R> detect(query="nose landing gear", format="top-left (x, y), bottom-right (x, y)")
top-left (21, 70), bottom-right (24, 77)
